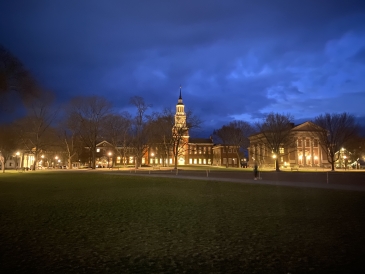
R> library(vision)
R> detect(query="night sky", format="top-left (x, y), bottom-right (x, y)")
top-left (1, 0), bottom-right (365, 136)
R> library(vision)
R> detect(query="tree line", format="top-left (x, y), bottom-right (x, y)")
top-left (1, 45), bottom-right (364, 172)
top-left (1, 88), bottom-right (362, 173)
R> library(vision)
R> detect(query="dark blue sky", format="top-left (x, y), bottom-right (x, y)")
top-left (1, 0), bottom-right (365, 136)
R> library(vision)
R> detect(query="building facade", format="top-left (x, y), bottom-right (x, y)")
top-left (249, 122), bottom-right (329, 168)
top-left (212, 144), bottom-right (240, 167)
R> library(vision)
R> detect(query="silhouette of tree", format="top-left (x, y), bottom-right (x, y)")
top-left (102, 112), bottom-right (132, 167)
top-left (311, 113), bottom-right (360, 171)
top-left (0, 124), bottom-right (18, 173)
top-left (14, 91), bottom-right (58, 170)
top-left (255, 113), bottom-right (296, 171)
top-left (0, 44), bottom-right (39, 114)
top-left (213, 120), bottom-right (255, 167)
top-left (66, 96), bottom-right (113, 169)
top-left (129, 96), bottom-right (151, 168)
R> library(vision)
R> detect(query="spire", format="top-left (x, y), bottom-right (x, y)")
top-left (177, 85), bottom-right (183, 105)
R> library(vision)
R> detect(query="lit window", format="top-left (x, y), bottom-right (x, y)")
top-left (313, 140), bottom-right (318, 147)
top-left (279, 147), bottom-right (284, 154)
top-left (305, 139), bottom-right (310, 147)
top-left (96, 148), bottom-right (100, 152)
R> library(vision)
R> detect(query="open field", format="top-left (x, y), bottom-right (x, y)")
top-left (1, 172), bottom-right (365, 273)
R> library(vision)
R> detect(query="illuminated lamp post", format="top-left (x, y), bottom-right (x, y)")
top-left (272, 154), bottom-right (277, 170)
top-left (55, 156), bottom-right (58, 168)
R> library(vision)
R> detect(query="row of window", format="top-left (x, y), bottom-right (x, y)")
top-left (189, 159), bottom-right (212, 164)
top-left (222, 148), bottom-right (237, 153)
top-left (297, 139), bottom-right (319, 147)
top-left (222, 158), bottom-right (237, 164)
top-left (96, 148), bottom-right (135, 153)
top-left (189, 146), bottom-right (212, 154)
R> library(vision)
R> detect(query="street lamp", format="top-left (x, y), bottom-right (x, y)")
top-left (55, 156), bottom-right (58, 168)
top-left (272, 154), bottom-right (277, 170)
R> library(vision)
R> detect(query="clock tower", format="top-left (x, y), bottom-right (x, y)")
top-left (174, 86), bottom-right (189, 137)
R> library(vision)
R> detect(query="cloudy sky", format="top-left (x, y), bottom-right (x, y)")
top-left (1, 0), bottom-right (365, 136)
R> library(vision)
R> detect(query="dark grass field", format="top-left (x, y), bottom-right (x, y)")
top-left (1, 172), bottom-right (365, 273)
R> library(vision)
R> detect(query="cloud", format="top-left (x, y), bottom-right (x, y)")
top-left (1, 0), bottom-right (365, 135)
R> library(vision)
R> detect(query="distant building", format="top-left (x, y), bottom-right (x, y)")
top-left (248, 121), bottom-right (330, 168)
top-left (147, 87), bottom-right (215, 167)
top-left (212, 144), bottom-right (240, 167)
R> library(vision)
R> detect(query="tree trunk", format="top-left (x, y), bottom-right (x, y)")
top-left (275, 158), bottom-right (280, 172)
top-left (174, 154), bottom-right (178, 169)
top-left (91, 149), bottom-right (96, 169)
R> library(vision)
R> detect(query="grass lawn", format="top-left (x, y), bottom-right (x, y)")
top-left (1, 172), bottom-right (364, 273)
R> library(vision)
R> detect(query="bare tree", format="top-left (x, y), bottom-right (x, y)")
top-left (311, 113), bottom-right (360, 171)
top-left (14, 91), bottom-right (58, 170)
top-left (172, 109), bottom-right (201, 169)
top-left (344, 133), bottom-right (365, 169)
top-left (66, 96), bottom-right (113, 169)
top-left (146, 108), bottom-right (201, 169)
top-left (213, 120), bottom-right (255, 167)
top-left (255, 113), bottom-right (296, 171)
top-left (56, 111), bottom-right (84, 169)
top-left (146, 109), bottom-right (174, 167)
top-left (129, 96), bottom-right (151, 168)
top-left (102, 112), bottom-right (132, 167)
top-left (213, 125), bottom-right (235, 168)
top-left (0, 124), bottom-right (18, 173)
top-left (0, 44), bottom-right (39, 114)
